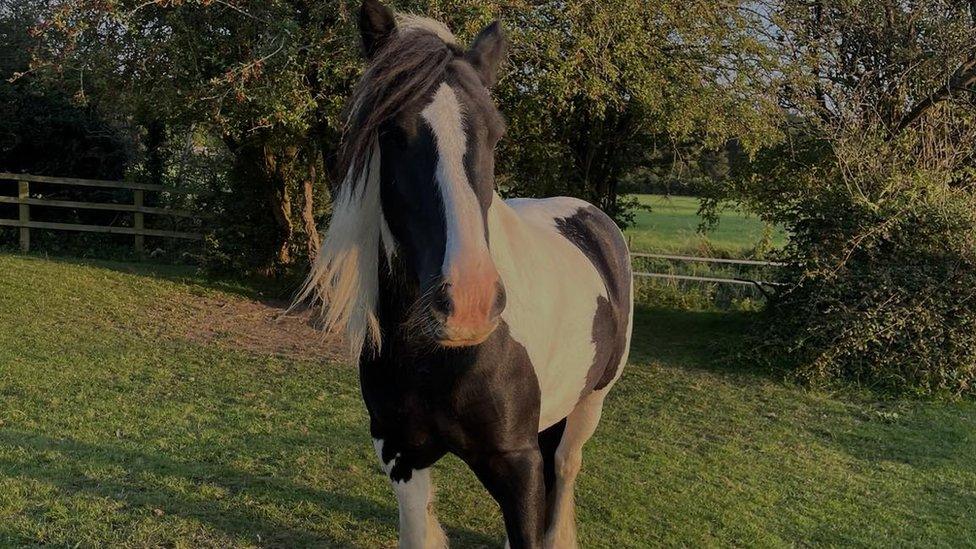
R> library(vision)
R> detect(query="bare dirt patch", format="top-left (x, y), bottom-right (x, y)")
top-left (164, 292), bottom-right (345, 362)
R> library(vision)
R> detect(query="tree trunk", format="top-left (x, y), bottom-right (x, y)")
top-left (223, 134), bottom-right (298, 277)
top-left (302, 161), bottom-right (321, 263)
top-left (145, 119), bottom-right (166, 190)
top-left (264, 144), bottom-right (295, 270)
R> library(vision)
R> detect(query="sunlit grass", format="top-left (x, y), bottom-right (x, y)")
top-left (1, 254), bottom-right (974, 547)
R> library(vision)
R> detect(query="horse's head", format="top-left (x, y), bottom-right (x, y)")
top-left (360, 1), bottom-right (508, 348)
top-left (301, 1), bottom-right (509, 357)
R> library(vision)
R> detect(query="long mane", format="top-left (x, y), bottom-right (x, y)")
top-left (296, 16), bottom-right (457, 360)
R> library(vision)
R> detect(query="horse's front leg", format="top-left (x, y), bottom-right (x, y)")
top-left (469, 448), bottom-right (546, 549)
top-left (373, 439), bottom-right (449, 549)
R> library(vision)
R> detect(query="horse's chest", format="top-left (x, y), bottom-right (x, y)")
top-left (361, 325), bottom-right (542, 456)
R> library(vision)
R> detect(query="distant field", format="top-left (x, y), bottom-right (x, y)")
top-left (624, 194), bottom-right (786, 257)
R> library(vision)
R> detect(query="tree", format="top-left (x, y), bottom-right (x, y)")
top-left (25, 0), bottom-right (783, 270)
top-left (720, 0), bottom-right (976, 395)
top-left (0, 1), bottom-right (131, 179)
top-left (491, 0), bottom-right (782, 226)
top-left (27, 0), bottom-right (365, 274)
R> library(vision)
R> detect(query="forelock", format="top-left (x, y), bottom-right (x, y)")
top-left (339, 16), bottom-right (462, 189)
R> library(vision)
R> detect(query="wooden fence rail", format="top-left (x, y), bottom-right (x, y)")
top-left (3, 172), bottom-right (781, 281)
top-left (0, 173), bottom-right (203, 254)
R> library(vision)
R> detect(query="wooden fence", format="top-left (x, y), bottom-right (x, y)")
top-left (0, 173), bottom-right (203, 253)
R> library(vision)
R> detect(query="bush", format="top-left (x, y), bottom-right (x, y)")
top-left (748, 137), bottom-right (976, 397)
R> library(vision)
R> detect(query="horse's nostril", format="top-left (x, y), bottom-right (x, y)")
top-left (491, 283), bottom-right (507, 318)
top-left (430, 285), bottom-right (453, 317)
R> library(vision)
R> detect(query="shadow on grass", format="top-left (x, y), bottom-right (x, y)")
top-left (633, 307), bottom-right (976, 474)
top-left (0, 429), bottom-right (496, 547)
top-left (828, 403), bottom-right (976, 470)
top-left (629, 304), bottom-right (775, 381)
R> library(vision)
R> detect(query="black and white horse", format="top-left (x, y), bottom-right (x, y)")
top-left (301, 2), bottom-right (633, 547)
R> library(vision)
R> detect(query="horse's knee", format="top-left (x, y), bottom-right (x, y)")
top-left (554, 448), bottom-right (582, 480)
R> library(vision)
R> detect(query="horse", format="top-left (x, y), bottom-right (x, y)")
top-left (300, 2), bottom-right (633, 547)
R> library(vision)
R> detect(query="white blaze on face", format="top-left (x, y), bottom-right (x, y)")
top-left (421, 83), bottom-right (499, 338)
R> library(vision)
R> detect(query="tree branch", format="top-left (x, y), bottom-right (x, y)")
top-left (894, 55), bottom-right (976, 135)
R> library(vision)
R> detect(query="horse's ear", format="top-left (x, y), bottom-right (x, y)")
top-left (466, 20), bottom-right (507, 88)
top-left (360, 0), bottom-right (396, 58)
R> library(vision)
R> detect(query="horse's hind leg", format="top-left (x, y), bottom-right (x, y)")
top-left (538, 418), bottom-right (567, 535)
top-left (542, 391), bottom-right (607, 549)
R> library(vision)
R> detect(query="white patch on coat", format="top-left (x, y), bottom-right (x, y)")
top-left (297, 144), bottom-right (390, 361)
top-left (372, 439), bottom-right (448, 549)
top-left (373, 438), bottom-right (398, 475)
top-left (397, 13), bottom-right (457, 44)
top-left (487, 196), bottom-right (609, 429)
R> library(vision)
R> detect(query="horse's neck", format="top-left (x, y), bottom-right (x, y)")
top-left (485, 193), bottom-right (524, 263)
top-left (486, 193), bottom-right (548, 283)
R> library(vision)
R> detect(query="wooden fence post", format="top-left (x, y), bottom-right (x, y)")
top-left (133, 189), bottom-right (144, 255)
top-left (18, 181), bottom-right (29, 253)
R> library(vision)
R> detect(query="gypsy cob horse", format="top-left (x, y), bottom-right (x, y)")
top-left (300, 2), bottom-right (633, 547)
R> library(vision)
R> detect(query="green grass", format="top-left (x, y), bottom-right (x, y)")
top-left (624, 194), bottom-right (787, 257)
top-left (1, 253), bottom-right (975, 547)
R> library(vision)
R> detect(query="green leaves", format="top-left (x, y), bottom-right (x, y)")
top-left (491, 0), bottom-right (783, 224)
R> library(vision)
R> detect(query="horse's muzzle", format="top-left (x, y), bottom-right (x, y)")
top-left (429, 278), bottom-right (505, 347)
top-left (437, 317), bottom-right (501, 347)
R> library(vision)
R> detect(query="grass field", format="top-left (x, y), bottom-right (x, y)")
top-left (624, 195), bottom-right (786, 257)
top-left (1, 254), bottom-right (975, 547)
